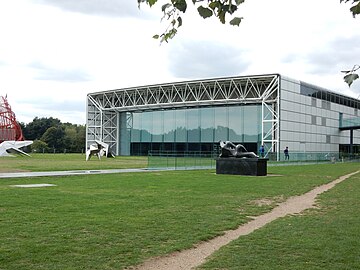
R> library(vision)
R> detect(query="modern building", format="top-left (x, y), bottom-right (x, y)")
top-left (86, 74), bottom-right (360, 160)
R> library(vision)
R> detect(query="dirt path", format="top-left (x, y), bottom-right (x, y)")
top-left (131, 170), bottom-right (359, 270)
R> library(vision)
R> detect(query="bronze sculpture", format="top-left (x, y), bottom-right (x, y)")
top-left (219, 141), bottom-right (258, 158)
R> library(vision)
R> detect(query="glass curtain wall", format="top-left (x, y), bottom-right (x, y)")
top-left (129, 105), bottom-right (262, 155)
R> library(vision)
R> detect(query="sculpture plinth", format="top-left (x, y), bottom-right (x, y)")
top-left (216, 157), bottom-right (268, 176)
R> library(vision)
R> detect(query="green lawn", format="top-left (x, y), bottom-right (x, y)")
top-left (0, 162), bottom-right (359, 269)
top-left (0, 153), bottom-right (147, 172)
top-left (199, 166), bottom-right (360, 270)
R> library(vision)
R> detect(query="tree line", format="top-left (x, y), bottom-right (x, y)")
top-left (19, 117), bottom-right (86, 153)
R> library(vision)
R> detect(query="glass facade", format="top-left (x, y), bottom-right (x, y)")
top-left (128, 105), bottom-right (262, 155)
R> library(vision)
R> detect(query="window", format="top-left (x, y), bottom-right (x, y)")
top-left (187, 109), bottom-right (200, 142)
top-left (311, 115), bottom-right (317, 125)
top-left (200, 107), bottom-right (215, 142)
top-left (164, 110), bottom-right (175, 142)
top-left (214, 107), bottom-right (229, 141)
top-left (131, 113), bottom-right (141, 142)
top-left (175, 109), bottom-right (186, 142)
top-left (312, 98), bottom-right (317, 107)
top-left (322, 117), bottom-right (326, 126)
top-left (228, 106), bottom-right (243, 142)
top-left (326, 135), bottom-right (331, 144)
top-left (322, 100), bottom-right (330, 110)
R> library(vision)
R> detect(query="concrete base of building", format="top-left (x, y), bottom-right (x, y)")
top-left (216, 158), bottom-right (268, 176)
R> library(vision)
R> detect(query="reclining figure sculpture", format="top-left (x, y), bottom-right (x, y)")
top-left (219, 141), bottom-right (258, 158)
top-left (86, 140), bottom-right (114, 161)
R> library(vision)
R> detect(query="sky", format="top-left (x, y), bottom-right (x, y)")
top-left (0, 0), bottom-right (359, 125)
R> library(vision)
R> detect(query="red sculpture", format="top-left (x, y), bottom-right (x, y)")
top-left (0, 95), bottom-right (24, 142)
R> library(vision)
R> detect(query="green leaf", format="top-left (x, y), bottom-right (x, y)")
top-left (209, 1), bottom-right (221, 11)
top-left (350, 2), bottom-right (360, 16)
top-left (231, 5), bottom-right (238, 14)
top-left (230, 17), bottom-right (243, 26)
top-left (153, 34), bottom-right (160, 39)
top-left (173, 0), bottom-right (187, 13)
top-left (341, 70), bottom-right (351, 74)
top-left (147, 0), bottom-right (157, 7)
top-left (344, 73), bottom-right (359, 87)
top-left (177, 16), bottom-right (183, 27)
top-left (161, 3), bottom-right (171, 12)
top-left (235, 0), bottom-right (245, 4)
top-left (198, 6), bottom-right (213, 19)
top-left (218, 10), bottom-right (226, 24)
top-left (160, 28), bottom-right (178, 43)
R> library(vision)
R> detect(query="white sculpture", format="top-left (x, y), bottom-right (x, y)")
top-left (86, 140), bottom-right (113, 161)
top-left (0, 140), bottom-right (33, 157)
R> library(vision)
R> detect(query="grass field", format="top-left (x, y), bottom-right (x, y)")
top-left (0, 154), bottom-right (147, 172)
top-left (199, 166), bottom-right (360, 270)
top-left (0, 161), bottom-right (359, 269)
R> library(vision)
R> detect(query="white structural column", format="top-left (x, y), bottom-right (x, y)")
top-left (261, 75), bottom-right (280, 159)
top-left (87, 95), bottom-right (118, 154)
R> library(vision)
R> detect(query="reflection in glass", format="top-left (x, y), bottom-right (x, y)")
top-left (164, 110), bottom-right (175, 142)
top-left (175, 109), bottom-right (186, 142)
top-left (200, 107), bottom-right (214, 142)
top-left (128, 105), bottom-right (263, 154)
top-left (214, 107), bottom-right (229, 141)
top-left (187, 109), bottom-right (200, 142)
top-left (131, 113), bottom-right (141, 142)
top-left (141, 112), bottom-right (152, 142)
top-left (243, 105), bottom-right (260, 142)
top-left (152, 111), bottom-right (163, 142)
top-left (228, 106), bottom-right (242, 142)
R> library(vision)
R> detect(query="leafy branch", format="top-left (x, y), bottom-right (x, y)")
top-left (340, 0), bottom-right (360, 17)
top-left (138, 1), bottom-right (360, 87)
top-left (340, 0), bottom-right (360, 87)
top-left (138, 0), bottom-right (244, 43)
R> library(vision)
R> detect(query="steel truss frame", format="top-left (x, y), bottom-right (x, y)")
top-left (86, 74), bottom-right (280, 157)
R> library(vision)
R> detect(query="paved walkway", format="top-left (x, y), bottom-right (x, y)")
top-left (0, 168), bottom-right (159, 178)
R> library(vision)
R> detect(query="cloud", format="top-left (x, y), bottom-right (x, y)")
top-left (168, 41), bottom-right (250, 79)
top-left (30, 62), bottom-right (92, 82)
top-left (283, 36), bottom-right (360, 75)
top-left (33, 0), bottom-right (144, 18)
top-left (34, 99), bottom-right (84, 112)
top-left (14, 97), bottom-right (85, 124)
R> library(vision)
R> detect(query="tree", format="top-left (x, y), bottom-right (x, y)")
top-left (139, 0), bottom-right (360, 87)
top-left (22, 117), bottom-right (85, 153)
top-left (41, 126), bottom-right (66, 152)
top-left (23, 117), bottom-right (61, 140)
top-left (63, 124), bottom-right (86, 153)
top-left (30, 139), bottom-right (49, 153)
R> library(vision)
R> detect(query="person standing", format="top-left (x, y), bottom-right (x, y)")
top-left (259, 145), bottom-right (265, 158)
top-left (284, 146), bottom-right (289, 160)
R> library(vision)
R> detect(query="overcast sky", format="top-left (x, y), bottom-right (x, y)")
top-left (1, 0), bottom-right (359, 124)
